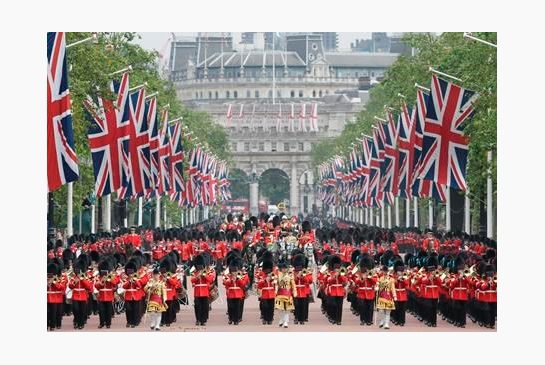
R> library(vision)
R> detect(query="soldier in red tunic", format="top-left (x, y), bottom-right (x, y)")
top-left (68, 260), bottom-right (93, 330)
top-left (159, 257), bottom-right (181, 327)
top-left (351, 255), bottom-right (377, 326)
top-left (256, 259), bottom-right (276, 325)
top-left (94, 260), bottom-right (120, 329)
top-left (191, 255), bottom-right (215, 326)
top-left (223, 257), bottom-right (246, 325)
top-left (122, 260), bottom-right (143, 328)
top-left (391, 260), bottom-right (409, 326)
top-left (326, 255), bottom-right (347, 325)
top-left (292, 254), bottom-right (313, 324)
top-left (47, 263), bottom-right (66, 331)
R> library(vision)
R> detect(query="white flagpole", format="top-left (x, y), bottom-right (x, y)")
top-left (364, 207), bottom-right (368, 225)
top-left (90, 203), bottom-right (96, 234)
top-left (123, 200), bottom-right (128, 228)
top-left (155, 196), bottom-right (161, 228)
top-left (138, 197), bottom-right (143, 227)
top-left (369, 207), bottom-right (373, 226)
top-left (487, 151), bottom-right (494, 238)
top-left (387, 205), bottom-right (392, 229)
top-left (428, 200), bottom-right (433, 229)
top-left (446, 188), bottom-right (451, 231)
top-left (381, 206), bottom-right (385, 228)
top-left (394, 197), bottom-right (400, 226)
top-left (405, 198), bottom-right (410, 227)
top-left (163, 200), bottom-right (167, 228)
top-left (464, 192), bottom-right (471, 234)
top-left (413, 197), bottom-right (418, 228)
top-left (104, 195), bottom-right (111, 232)
top-left (67, 182), bottom-right (73, 237)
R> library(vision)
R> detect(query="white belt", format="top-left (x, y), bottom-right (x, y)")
top-left (425, 285), bottom-right (438, 288)
top-left (47, 291), bottom-right (63, 294)
top-left (73, 288), bottom-right (86, 291)
top-left (195, 284), bottom-right (208, 287)
top-left (99, 289), bottom-right (112, 292)
top-left (263, 287), bottom-right (274, 290)
top-left (296, 285), bottom-right (306, 288)
top-left (396, 288), bottom-right (406, 291)
top-left (228, 287), bottom-right (241, 290)
top-left (330, 284), bottom-right (344, 287)
top-left (125, 289), bottom-right (137, 292)
top-left (360, 287), bottom-right (373, 290)
top-left (166, 288), bottom-right (173, 291)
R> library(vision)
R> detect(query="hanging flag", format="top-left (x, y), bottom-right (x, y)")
top-left (168, 122), bottom-right (184, 196)
top-left (146, 97), bottom-right (159, 197)
top-left (416, 75), bottom-right (478, 191)
top-left (276, 103), bottom-right (282, 132)
top-left (379, 111), bottom-right (399, 199)
top-left (118, 87), bottom-right (149, 200)
top-left (299, 103), bottom-right (307, 132)
top-left (368, 128), bottom-right (384, 208)
top-left (157, 110), bottom-right (171, 195)
top-left (396, 102), bottom-right (413, 199)
top-left (84, 72), bottom-right (131, 197)
top-left (47, 32), bottom-right (79, 192)
top-left (411, 89), bottom-right (447, 202)
top-left (360, 139), bottom-right (371, 207)
top-left (310, 102), bottom-right (319, 132)
top-left (237, 103), bottom-right (244, 131)
top-left (289, 103), bottom-right (295, 132)
top-left (226, 104), bottom-right (233, 128)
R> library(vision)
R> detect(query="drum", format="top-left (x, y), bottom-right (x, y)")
top-left (209, 285), bottom-right (219, 302)
top-left (65, 287), bottom-right (73, 304)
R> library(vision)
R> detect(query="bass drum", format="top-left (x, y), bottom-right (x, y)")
top-left (209, 285), bottom-right (219, 302)
top-left (114, 299), bottom-right (125, 314)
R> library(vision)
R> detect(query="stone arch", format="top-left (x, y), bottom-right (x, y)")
top-left (228, 168), bottom-right (249, 200)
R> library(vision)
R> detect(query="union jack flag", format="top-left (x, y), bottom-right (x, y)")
top-left (379, 111), bottom-right (399, 198)
top-left (47, 32), bottom-right (79, 192)
top-left (84, 72), bottom-right (130, 197)
top-left (118, 88), bottom-right (150, 200)
top-left (412, 89), bottom-right (447, 202)
top-left (396, 102), bottom-right (414, 199)
top-left (157, 110), bottom-right (171, 195)
top-left (146, 97), bottom-right (159, 197)
top-left (368, 130), bottom-right (383, 208)
top-left (309, 102), bottom-right (318, 132)
top-left (416, 75), bottom-right (478, 191)
top-left (359, 139), bottom-right (371, 207)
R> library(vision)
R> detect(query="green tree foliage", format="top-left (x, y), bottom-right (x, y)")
top-left (312, 32), bottom-right (496, 202)
top-left (51, 32), bottom-right (230, 228)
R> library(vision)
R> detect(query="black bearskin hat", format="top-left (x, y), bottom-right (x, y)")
top-left (302, 220), bottom-right (311, 233)
top-left (292, 254), bottom-right (305, 269)
top-left (272, 215), bottom-right (280, 228)
top-left (393, 260), bottom-right (405, 272)
top-left (359, 254), bottom-right (374, 270)
top-left (329, 255), bottom-right (342, 269)
top-left (351, 249), bottom-right (361, 264)
top-left (124, 260), bottom-right (137, 274)
top-left (226, 213), bottom-right (233, 223)
top-left (262, 260), bottom-right (273, 272)
top-left (47, 262), bottom-right (59, 276)
top-left (193, 254), bottom-right (205, 269)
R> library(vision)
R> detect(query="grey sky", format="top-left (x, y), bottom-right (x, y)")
top-left (134, 32), bottom-right (382, 56)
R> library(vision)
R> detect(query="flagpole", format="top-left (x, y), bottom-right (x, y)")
top-left (104, 195), bottom-right (111, 232)
top-left (428, 199), bottom-right (433, 229)
top-left (387, 205), bottom-right (392, 229)
top-left (155, 196), bottom-right (161, 228)
top-left (413, 197), bottom-right (418, 228)
top-left (405, 198), bottom-right (410, 227)
top-left (446, 189), bottom-right (451, 231)
top-left (123, 200), bottom-right (128, 228)
top-left (67, 182), bottom-right (73, 237)
top-left (395, 197), bottom-right (400, 226)
top-left (163, 201), bottom-right (167, 228)
top-left (464, 192), bottom-right (471, 234)
top-left (369, 207), bottom-right (373, 226)
top-left (91, 203), bottom-right (96, 234)
top-left (381, 206), bottom-right (385, 228)
top-left (487, 151), bottom-right (494, 238)
top-left (138, 197), bottom-right (143, 227)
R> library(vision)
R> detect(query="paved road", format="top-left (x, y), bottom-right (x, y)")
top-left (53, 280), bottom-right (495, 332)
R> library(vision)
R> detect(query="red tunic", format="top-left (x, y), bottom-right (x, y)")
top-left (47, 280), bottom-right (66, 304)
top-left (223, 274), bottom-right (248, 299)
top-left (94, 275), bottom-right (121, 302)
top-left (191, 271), bottom-right (215, 297)
top-left (165, 275), bottom-right (182, 300)
top-left (448, 275), bottom-right (469, 301)
top-left (68, 277), bottom-right (93, 301)
top-left (257, 275), bottom-right (276, 299)
top-left (327, 273), bottom-right (348, 297)
top-left (353, 275), bottom-right (377, 300)
top-left (293, 271), bottom-right (313, 298)
top-left (393, 274), bottom-right (409, 302)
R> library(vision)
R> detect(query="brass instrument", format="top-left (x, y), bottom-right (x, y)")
top-left (337, 267), bottom-right (348, 276)
top-left (48, 275), bottom-right (59, 285)
top-left (130, 273), bottom-right (140, 281)
top-left (300, 268), bottom-right (311, 276)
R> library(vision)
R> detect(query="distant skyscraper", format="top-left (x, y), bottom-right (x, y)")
top-left (314, 32), bottom-right (338, 51)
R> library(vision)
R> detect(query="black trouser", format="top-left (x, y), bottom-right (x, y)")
top-left (240, 296), bottom-right (245, 321)
top-left (331, 296), bottom-right (343, 323)
top-left (138, 299), bottom-right (145, 323)
top-left (392, 301), bottom-right (406, 325)
top-left (63, 302), bottom-right (72, 316)
top-left (294, 297), bottom-right (308, 322)
top-left (358, 298), bottom-right (374, 325)
top-left (72, 300), bottom-right (87, 327)
top-left (194, 297), bottom-right (209, 323)
top-left (424, 298), bottom-right (438, 326)
top-left (125, 300), bottom-right (139, 326)
top-left (452, 300), bottom-right (466, 326)
top-left (162, 300), bottom-right (176, 325)
top-left (47, 303), bottom-right (63, 329)
top-left (227, 298), bottom-right (242, 323)
top-left (261, 299), bottom-right (275, 322)
top-left (98, 301), bottom-right (113, 326)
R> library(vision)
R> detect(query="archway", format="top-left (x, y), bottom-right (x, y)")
top-left (259, 168), bottom-right (290, 213)
top-left (228, 168), bottom-right (249, 200)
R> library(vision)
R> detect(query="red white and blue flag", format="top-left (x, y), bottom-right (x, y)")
top-left (84, 72), bottom-right (130, 197)
top-left (416, 75), bottom-right (478, 191)
top-left (157, 110), bottom-right (171, 195)
top-left (47, 32), bottom-right (79, 192)
top-left (379, 111), bottom-right (399, 199)
top-left (146, 97), bottom-right (159, 198)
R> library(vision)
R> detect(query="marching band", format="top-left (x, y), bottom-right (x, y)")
top-left (46, 212), bottom-right (497, 331)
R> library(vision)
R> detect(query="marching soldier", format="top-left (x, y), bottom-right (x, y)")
top-left (223, 257), bottom-right (246, 325)
top-left (122, 261), bottom-right (142, 328)
top-left (145, 268), bottom-right (168, 331)
top-left (326, 255), bottom-right (347, 325)
top-left (292, 254), bottom-right (313, 324)
top-left (47, 263), bottom-right (66, 331)
top-left (68, 260), bottom-right (93, 330)
top-left (161, 258), bottom-right (181, 327)
top-left (391, 260), bottom-right (409, 326)
top-left (94, 260), bottom-right (120, 329)
top-left (351, 255), bottom-right (377, 326)
top-left (256, 259), bottom-right (276, 325)
top-left (191, 255), bottom-right (215, 326)
top-left (376, 265), bottom-right (397, 330)
top-left (275, 260), bottom-right (297, 328)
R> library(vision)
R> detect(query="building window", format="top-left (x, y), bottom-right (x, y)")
top-left (208, 91), bottom-right (212, 99)
top-left (312, 90), bottom-right (316, 98)
top-left (268, 90), bottom-right (273, 98)
top-left (259, 142), bottom-right (264, 151)
top-left (234, 91), bottom-right (238, 99)
top-left (195, 92), bottom-right (199, 99)
top-left (232, 143), bottom-right (237, 152)
top-left (284, 142), bottom-right (290, 152)
top-left (271, 142), bottom-right (277, 151)
top-left (242, 127), bottom-right (249, 134)
top-left (246, 90), bottom-right (251, 98)
top-left (277, 90), bottom-right (282, 98)
top-left (319, 90), bottom-right (323, 97)
top-left (290, 90), bottom-right (295, 98)
top-left (325, 90), bottom-right (329, 95)
top-left (200, 91), bottom-right (203, 99)
top-left (255, 90), bottom-right (260, 98)
top-left (257, 126), bottom-right (263, 133)
top-left (215, 91), bottom-right (219, 99)
top-left (226, 91), bottom-right (230, 99)
top-left (299, 142), bottom-right (304, 151)
top-left (299, 90), bottom-right (303, 97)
top-left (311, 142), bottom-right (316, 150)
top-left (244, 142), bottom-right (250, 152)
top-left (371, 71), bottom-right (375, 77)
